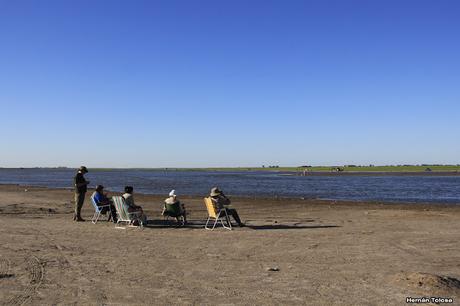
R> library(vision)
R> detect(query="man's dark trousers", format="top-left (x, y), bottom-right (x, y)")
top-left (74, 192), bottom-right (85, 218)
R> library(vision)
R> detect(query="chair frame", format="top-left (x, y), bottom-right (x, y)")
top-left (162, 202), bottom-right (187, 226)
top-left (204, 197), bottom-right (232, 230)
top-left (164, 214), bottom-right (186, 226)
top-left (112, 196), bottom-right (144, 228)
top-left (90, 195), bottom-right (112, 224)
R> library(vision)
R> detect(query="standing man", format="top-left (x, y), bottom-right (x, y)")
top-left (74, 166), bottom-right (90, 221)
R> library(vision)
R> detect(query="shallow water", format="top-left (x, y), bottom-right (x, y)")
top-left (0, 168), bottom-right (459, 204)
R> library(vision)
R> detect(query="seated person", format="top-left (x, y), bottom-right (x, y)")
top-left (122, 186), bottom-right (147, 223)
top-left (91, 185), bottom-right (117, 222)
top-left (162, 189), bottom-right (187, 224)
top-left (210, 187), bottom-right (244, 227)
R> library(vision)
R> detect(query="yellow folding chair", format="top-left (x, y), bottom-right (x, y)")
top-left (204, 197), bottom-right (232, 230)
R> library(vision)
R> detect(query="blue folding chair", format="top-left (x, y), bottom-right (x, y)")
top-left (91, 195), bottom-right (112, 224)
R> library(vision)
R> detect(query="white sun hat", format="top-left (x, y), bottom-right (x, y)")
top-left (169, 189), bottom-right (176, 197)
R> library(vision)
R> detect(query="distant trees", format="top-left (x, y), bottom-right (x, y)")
top-left (259, 164), bottom-right (460, 169)
top-left (260, 165), bottom-right (279, 168)
top-left (261, 165), bottom-right (279, 168)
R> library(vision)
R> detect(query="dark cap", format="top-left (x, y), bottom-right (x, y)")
top-left (79, 166), bottom-right (88, 173)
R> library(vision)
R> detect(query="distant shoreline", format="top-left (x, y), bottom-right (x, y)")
top-left (1, 166), bottom-right (459, 175)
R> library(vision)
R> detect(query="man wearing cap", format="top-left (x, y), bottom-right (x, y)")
top-left (210, 187), bottom-right (245, 227)
top-left (73, 166), bottom-right (90, 221)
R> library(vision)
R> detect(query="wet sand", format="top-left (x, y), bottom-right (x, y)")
top-left (0, 184), bottom-right (459, 305)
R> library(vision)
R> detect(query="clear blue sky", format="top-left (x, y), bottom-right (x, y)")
top-left (1, 0), bottom-right (459, 168)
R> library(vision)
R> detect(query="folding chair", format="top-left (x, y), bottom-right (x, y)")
top-left (112, 196), bottom-right (144, 228)
top-left (162, 202), bottom-right (186, 226)
top-left (204, 197), bottom-right (232, 230)
top-left (90, 195), bottom-right (112, 224)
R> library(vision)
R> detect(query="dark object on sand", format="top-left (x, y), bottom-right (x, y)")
top-left (267, 267), bottom-right (280, 272)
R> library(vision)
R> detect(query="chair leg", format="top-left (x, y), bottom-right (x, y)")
top-left (211, 217), bottom-right (219, 230)
top-left (107, 207), bottom-right (112, 222)
top-left (222, 210), bottom-right (232, 230)
top-left (115, 218), bottom-right (126, 229)
top-left (220, 218), bottom-right (232, 230)
top-left (226, 213), bottom-right (232, 228)
top-left (92, 211), bottom-right (100, 224)
top-left (205, 211), bottom-right (232, 230)
top-left (205, 216), bottom-right (219, 230)
top-left (205, 217), bottom-right (213, 230)
top-left (165, 215), bottom-right (175, 226)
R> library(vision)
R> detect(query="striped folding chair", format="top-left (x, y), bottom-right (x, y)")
top-left (112, 196), bottom-right (144, 228)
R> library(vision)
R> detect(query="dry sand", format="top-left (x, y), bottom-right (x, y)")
top-left (0, 184), bottom-right (459, 305)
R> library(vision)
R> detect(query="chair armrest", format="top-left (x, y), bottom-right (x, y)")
top-left (97, 204), bottom-right (112, 209)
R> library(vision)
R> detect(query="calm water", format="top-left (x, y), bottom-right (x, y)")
top-left (0, 168), bottom-right (459, 204)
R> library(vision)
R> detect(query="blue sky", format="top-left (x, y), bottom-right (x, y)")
top-left (0, 0), bottom-right (459, 167)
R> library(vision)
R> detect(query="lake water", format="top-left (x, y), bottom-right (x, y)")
top-left (0, 168), bottom-right (459, 204)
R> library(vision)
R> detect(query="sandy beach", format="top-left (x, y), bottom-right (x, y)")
top-left (0, 184), bottom-right (459, 305)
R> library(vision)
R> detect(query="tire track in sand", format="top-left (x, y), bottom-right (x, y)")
top-left (4, 256), bottom-right (44, 306)
top-left (0, 257), bottom-right (12, 278)
top-left (36, 230), bottom-right (108, 305)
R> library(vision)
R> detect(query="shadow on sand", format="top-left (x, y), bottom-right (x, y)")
top-left (245, 224), bottom-right (340, 230)
top-left (142, 220), bottom-right (340, 230)
top-left (143, 219), bottom-right (186, 228)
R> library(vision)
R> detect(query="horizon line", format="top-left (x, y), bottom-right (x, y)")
top-left (1, 164), bottom-right (459, 170)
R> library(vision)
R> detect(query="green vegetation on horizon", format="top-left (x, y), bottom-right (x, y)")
top-left (170, 165), bottom-right (460, 172)
top-left (87, 165), bottom-right (460, 172)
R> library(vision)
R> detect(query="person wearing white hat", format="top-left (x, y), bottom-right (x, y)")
top-left (163, 189), bottom-right (187, 224)
top-left (210, 187), bottom-right (244, 227)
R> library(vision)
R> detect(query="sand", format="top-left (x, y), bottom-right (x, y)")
top-left (0, 184), bottom-right (459, 305)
